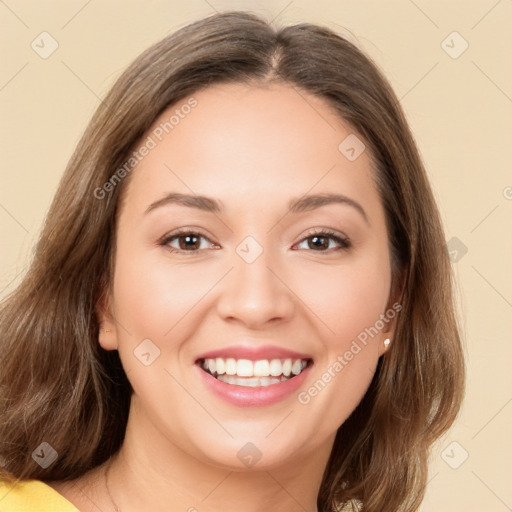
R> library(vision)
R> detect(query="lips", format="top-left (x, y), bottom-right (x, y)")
top-left (193, 344), bottom-right (314, 406)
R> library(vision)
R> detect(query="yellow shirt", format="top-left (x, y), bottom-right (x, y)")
top-left (0, 479), bottom-right (79, 511)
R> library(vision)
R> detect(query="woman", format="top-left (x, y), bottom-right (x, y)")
top-left (0, 11), bottom-right (465, 512)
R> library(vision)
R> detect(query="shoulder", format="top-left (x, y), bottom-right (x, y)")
top-left (0, 479), bottom-right (80, 512)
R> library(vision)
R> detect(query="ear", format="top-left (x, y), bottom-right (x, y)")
top-left (96, 280), bottom-right (119, 351)
top-left (377, 265), bottom-right (407, 357)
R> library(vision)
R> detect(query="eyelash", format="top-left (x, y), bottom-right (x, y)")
top-left (159, 228), bottom-right (352, 255)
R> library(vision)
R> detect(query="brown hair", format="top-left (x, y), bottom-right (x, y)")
top-left (0, 11), bottom-right (464, 512)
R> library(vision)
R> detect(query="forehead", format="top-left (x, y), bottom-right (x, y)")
top-left (120, 82), bottom-right (381, 220)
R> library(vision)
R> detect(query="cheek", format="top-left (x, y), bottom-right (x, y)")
top-left (112, 246), bottom-right (214, 337)
top-left (291, 254), bottom-right (391, 342)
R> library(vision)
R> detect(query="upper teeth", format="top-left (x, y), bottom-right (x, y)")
top-left (201, 358), bottom-right (308, 378)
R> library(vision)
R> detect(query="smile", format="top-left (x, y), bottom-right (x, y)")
top-left (199, 357), bottom-right (310, 387)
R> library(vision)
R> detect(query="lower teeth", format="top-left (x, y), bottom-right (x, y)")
top-left (215, 374), bottom-right (290, 387)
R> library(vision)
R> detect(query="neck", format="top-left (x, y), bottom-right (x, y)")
top-left (107, 396), bottom-right (332, 512)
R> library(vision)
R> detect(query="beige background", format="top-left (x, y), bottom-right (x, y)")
top-left (1, 1), bottom-right (511, 510)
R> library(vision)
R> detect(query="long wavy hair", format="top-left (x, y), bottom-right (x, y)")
top-left (0, 11), bottom-right (465, 512)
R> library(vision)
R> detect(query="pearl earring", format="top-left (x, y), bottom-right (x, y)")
top-left (384, 338), bottom-right (391, 347)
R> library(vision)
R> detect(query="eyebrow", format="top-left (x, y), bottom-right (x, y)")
top-left (144, 192), bottom-right (369, 224)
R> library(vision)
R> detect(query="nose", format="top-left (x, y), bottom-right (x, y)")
top-left (216, 246), bottom-right (295, 329)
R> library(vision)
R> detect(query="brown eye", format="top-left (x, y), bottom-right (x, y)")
top-left (175, 233), bottom-right (202, 250)
top-left (161, 230), bottom-right (216, 253)
top-left (295, 230), bottom-right (351, 252)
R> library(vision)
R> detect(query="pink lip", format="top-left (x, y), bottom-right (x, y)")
top-left (195, 344), bottom-right (312, 362)
top-left (195, 363), bottom-right (313, 407)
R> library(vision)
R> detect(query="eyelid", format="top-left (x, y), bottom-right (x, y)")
top-left (299, 227), bottom-right (349, 242)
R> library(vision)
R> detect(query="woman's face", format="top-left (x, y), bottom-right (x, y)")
top-left (100, 82), bottom-right (396, 470)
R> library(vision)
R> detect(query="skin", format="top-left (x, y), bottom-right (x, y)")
top-left (47, 82), bottom-right (398, 512)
